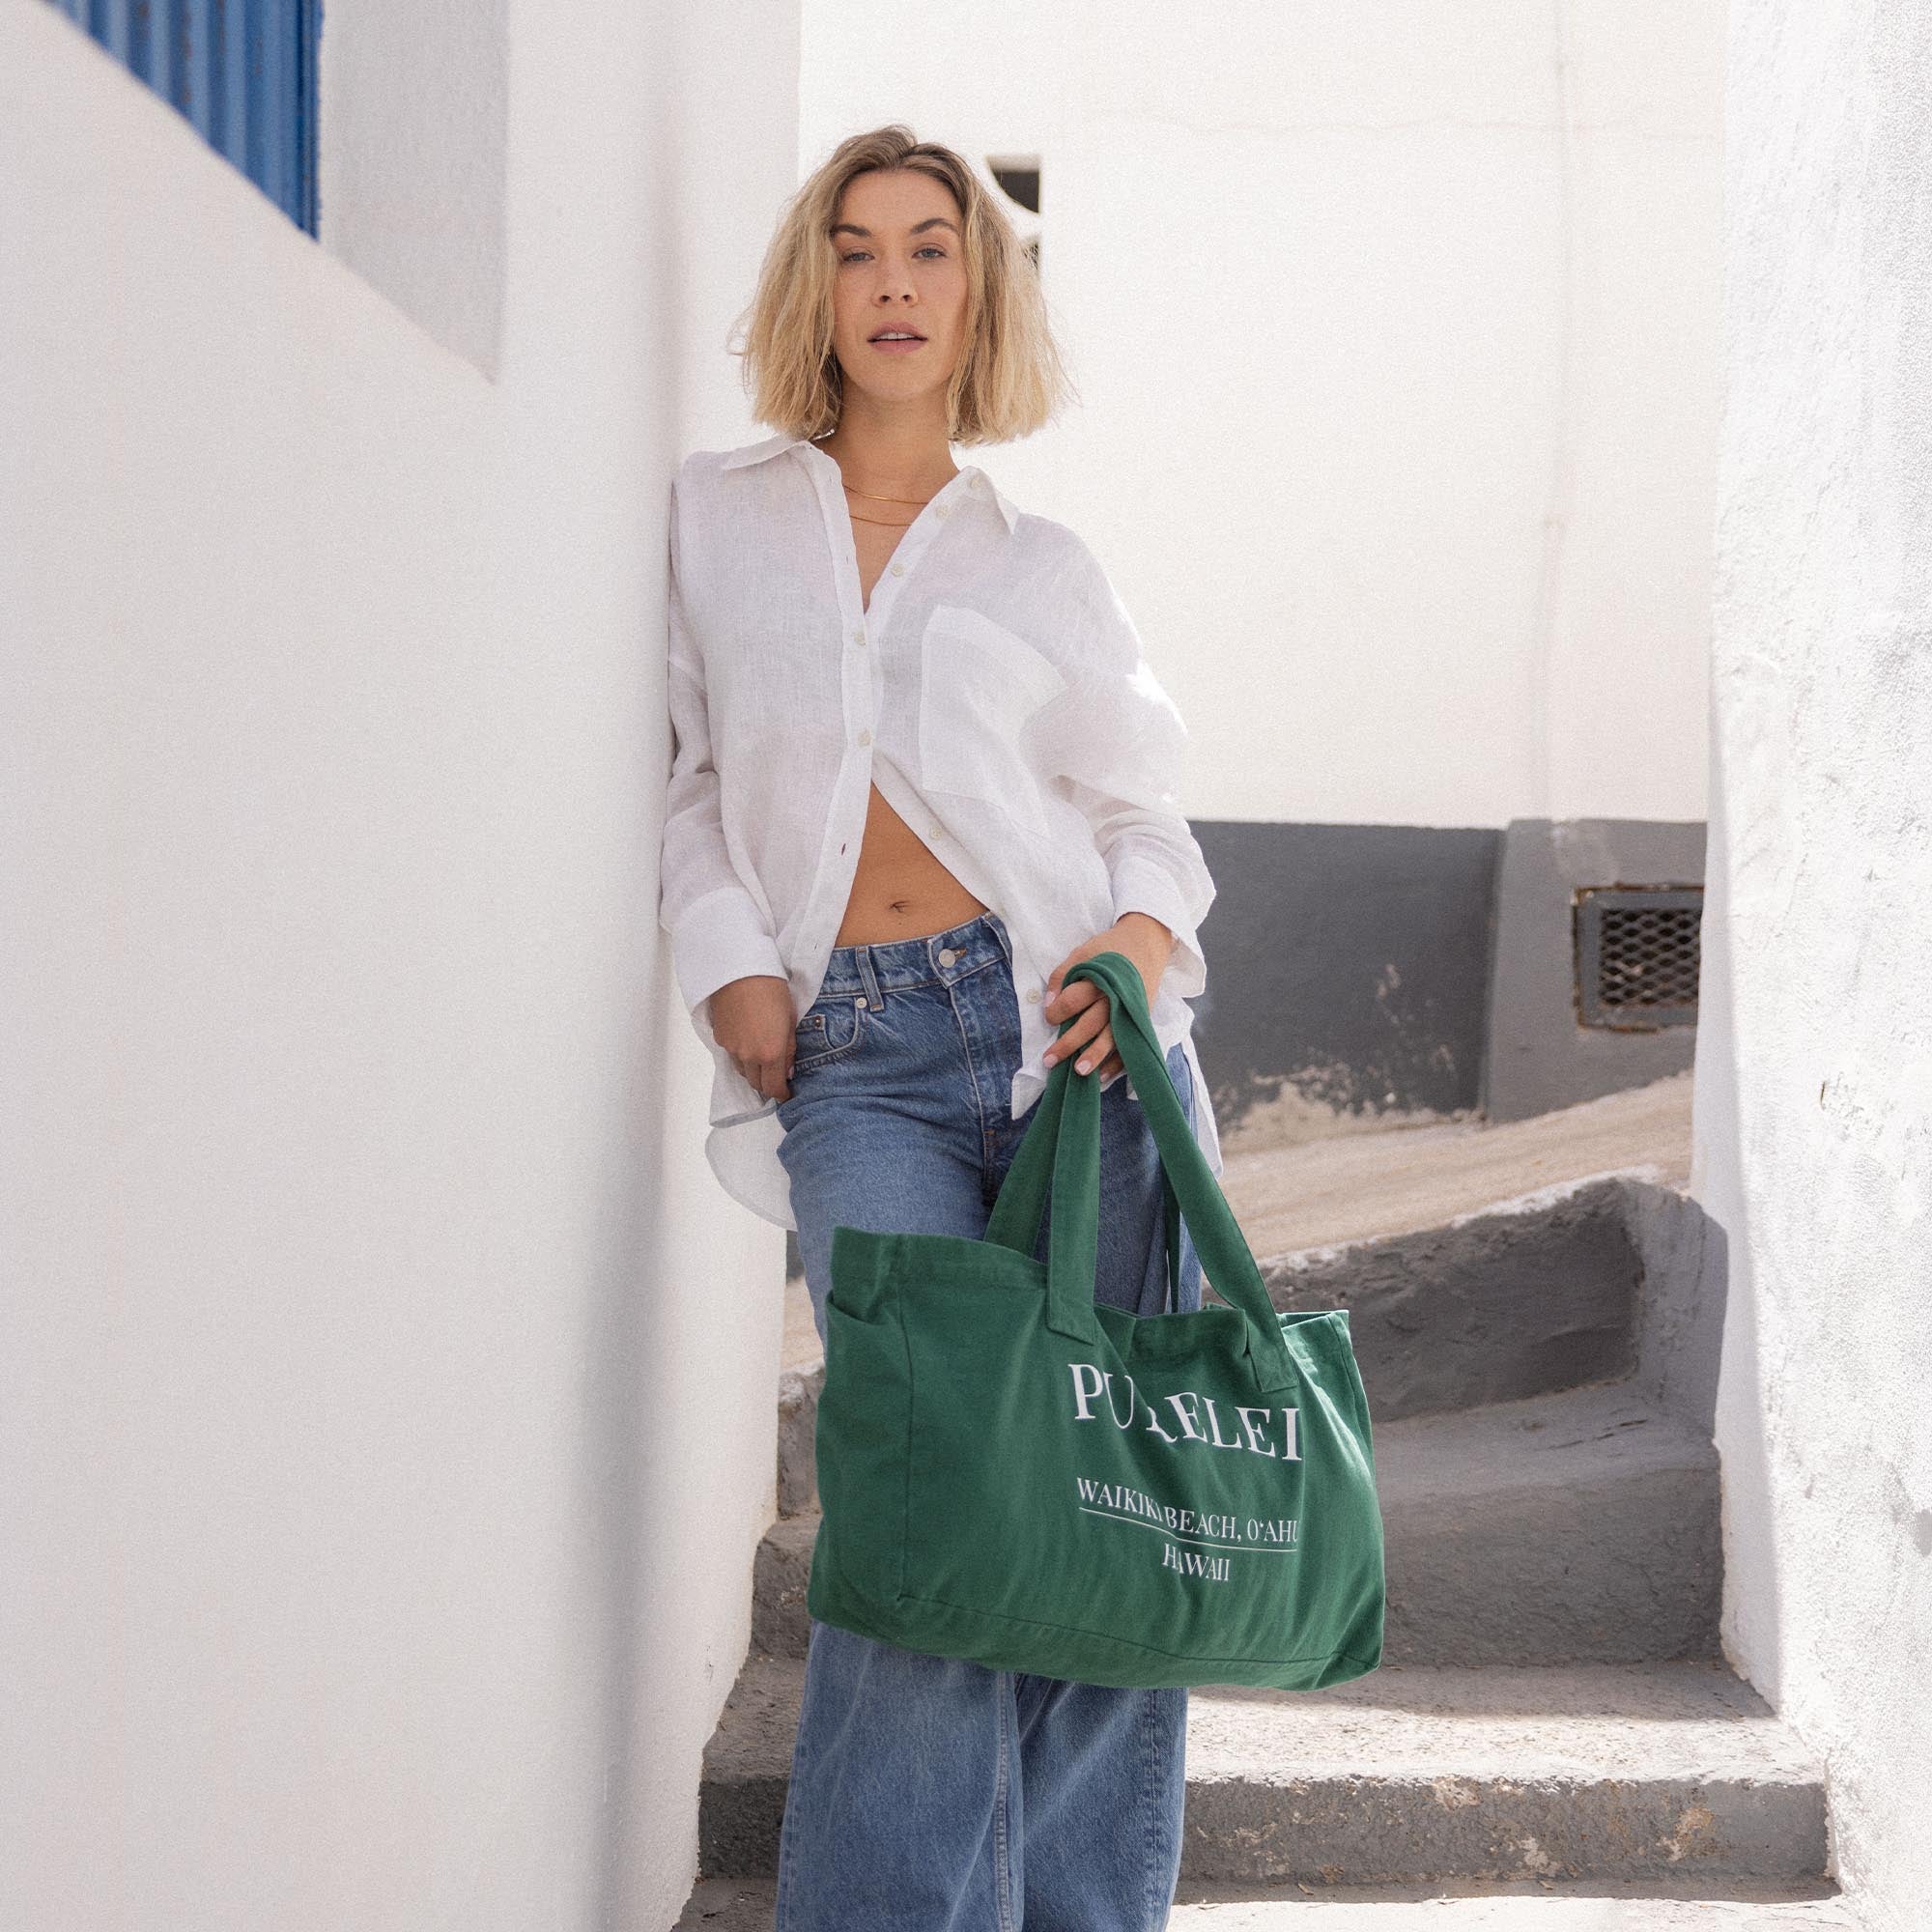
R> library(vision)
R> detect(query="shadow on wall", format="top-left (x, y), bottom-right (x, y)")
top-left (1191, 817), bottom-right (1707, 1155)
top-left (1190, 821), bottom-right (1499, 1150)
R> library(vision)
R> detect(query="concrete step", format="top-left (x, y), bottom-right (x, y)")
top-left (749, 1511), bottom-right (814, 1659)
top-left (1262, 1174), bottom-right (1643, 1424)
top-left (770, 1172), bottom-right (1712, 1517)
top-left (779, 1080), bottom-right (1698, 1439)
top-left (697, 1655), bottom-right (1827, 1888)
top-left (1376, 1380), bottom-right (1719, 1664)
top-left (753, 1381), bottom-right (1719, 1667)
top-left (677, 1875), bottom-right (1855, 1930)
top-left (1215, 1069), bottom-right (1691, 1255)
top-left (774, 1358), bottom-right (822, 1519)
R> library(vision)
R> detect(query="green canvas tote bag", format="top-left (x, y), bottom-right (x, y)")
top-left (806, 948), bottom-right (1386, 1690)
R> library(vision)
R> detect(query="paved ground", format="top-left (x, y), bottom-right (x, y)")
top-left (676, 1875), bottom-right (1856, 1929)
top-left (1215, 1070), bottom-right (1692, 1262)
top-left (780, 1070), bottom-right (1693, 1373)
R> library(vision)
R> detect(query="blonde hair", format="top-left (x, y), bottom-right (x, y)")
top-left (734, 125), bottom-right (1073, 446)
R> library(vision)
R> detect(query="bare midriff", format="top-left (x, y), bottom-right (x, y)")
top-left (832, 504), bottom-right (989, 948)
top-left (833, 779), bottom-right (988, 946)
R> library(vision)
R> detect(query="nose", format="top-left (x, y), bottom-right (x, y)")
top-left (870, 258), bottom-right (918, 302)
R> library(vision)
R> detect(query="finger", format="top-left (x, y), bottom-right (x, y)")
top-left (1045, 977), bottom-right (1106, 1024)
top-left (1051, 1012), bottom-right (1113, 1074)
top-left (1071, 1024), bottom-right (1119, 1078)
top-left (1043, 1003), bottom-right (1102, 1064)
top-left (1046, 1007), bottom-right (1112, 1069)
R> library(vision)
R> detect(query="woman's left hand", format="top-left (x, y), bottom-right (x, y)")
top-left (1041, 913), bottom-right (1176, 1083)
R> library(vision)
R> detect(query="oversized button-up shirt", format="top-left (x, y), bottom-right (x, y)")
top-left (659, 430), bottom-right (1222, 1229)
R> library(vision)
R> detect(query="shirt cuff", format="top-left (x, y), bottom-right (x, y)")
top-left (672, 885), bottom-right (788, 1014)
top-left (1110, 857), bottom-right (1208, 1003)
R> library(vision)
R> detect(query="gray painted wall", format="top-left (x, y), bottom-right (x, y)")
top-left (1194, 817), bottom-right (1707, 1151)
top-left (1483, 818), bottom-right (1706, 1122)
top-left (1190, 821), bottom-right (1499, 1150)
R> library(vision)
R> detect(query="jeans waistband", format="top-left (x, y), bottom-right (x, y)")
top-left (814, 910), bottom-right (1012, 1009)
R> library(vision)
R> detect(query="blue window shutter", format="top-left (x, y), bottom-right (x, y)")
top-left (47, 0), bottom-right (321, 234)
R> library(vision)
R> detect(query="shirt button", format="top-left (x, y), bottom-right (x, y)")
top-left (851, 628), bottom-right (866, 644)
top-left (857, 729), bottom-right (871, 746)
top-left (1026, 987), bottom-right (1040, 1004)
top-left (891, 562), bottom-right (905, 577)
top-left (935, 504), bottom-right (950, 520)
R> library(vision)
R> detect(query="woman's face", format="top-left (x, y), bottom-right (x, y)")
top-left (827, 168), bottom-right (970, 417)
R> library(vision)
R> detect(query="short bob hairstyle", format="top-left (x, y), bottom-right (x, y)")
top-left (735, 125), bottom-right (1072, 447)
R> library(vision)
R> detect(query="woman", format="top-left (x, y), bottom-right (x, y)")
top-left (659, 125), bottom-right (1224, 1932)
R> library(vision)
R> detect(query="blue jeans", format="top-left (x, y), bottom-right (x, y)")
top-left (773, 909), bottom-right (1202, 1932)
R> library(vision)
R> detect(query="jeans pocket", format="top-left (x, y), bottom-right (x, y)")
top-left (791, 992), bottom-right (867, 1073)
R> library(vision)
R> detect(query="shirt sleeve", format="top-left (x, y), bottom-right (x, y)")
top-left (1044, 533), bottom-right (1216, 1005)
top-left (658, 467), bottom-right (788, 1021)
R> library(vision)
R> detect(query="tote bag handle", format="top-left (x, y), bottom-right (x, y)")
top-left (984, 952), bottom-right (1298, 1396)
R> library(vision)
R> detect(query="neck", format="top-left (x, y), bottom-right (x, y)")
top-left (814, 394), bottom-right (958, 498)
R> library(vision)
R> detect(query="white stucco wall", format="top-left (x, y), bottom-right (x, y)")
top-left (1696, 4), bottom-right (1932, 1926)
top-left (0, 3), bottom-right (798, 1926)
top-left (801, 0), bottom-right (1721, 831)
top-left (319, 0), bottom-right (508, 378)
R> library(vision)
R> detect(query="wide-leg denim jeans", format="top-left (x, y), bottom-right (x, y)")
top-left (773, 908), bottom-right (1203, 1932)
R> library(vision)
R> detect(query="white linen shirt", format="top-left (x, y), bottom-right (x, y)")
top-left (659, 430), bottom-right (1222, 1230)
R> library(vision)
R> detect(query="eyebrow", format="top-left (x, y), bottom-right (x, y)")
top-left (829, 217), bottom-right (961, 240)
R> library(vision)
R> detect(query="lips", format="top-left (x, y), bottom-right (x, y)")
top-left (868, 329), bottom-right (926, 343)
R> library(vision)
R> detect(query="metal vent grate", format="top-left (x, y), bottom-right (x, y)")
top-left (1575, 887), bottom-right (1702, 1030)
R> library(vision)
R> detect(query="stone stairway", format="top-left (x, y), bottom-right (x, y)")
top-left (678, 1078), bottom-right (1850, 1926)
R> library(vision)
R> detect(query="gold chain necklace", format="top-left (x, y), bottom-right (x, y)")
top-left (812, 434), bottom-right (957, 510)
top-left (843, 478), bottom-right (951, 528)
top-left (842, 483), bottom-right (933, 505)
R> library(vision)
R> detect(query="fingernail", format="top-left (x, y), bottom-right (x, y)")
top-left (1077, 1059), bottom-right (1093, 1074)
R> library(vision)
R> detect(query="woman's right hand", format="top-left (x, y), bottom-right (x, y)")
top-left (708, 975), bottom-right (798, 1102)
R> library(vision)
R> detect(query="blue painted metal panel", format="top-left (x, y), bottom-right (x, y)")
top-left (47, 0), bottom-right (319, 234)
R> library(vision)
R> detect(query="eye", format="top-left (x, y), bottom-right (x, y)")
top-left (837, 246), bottom-right (949, 264)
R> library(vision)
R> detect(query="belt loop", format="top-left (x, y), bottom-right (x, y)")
top-left (856, 945), bottom-right (885, 1010)
top-left (987, 909), bottom-right (1011, 967)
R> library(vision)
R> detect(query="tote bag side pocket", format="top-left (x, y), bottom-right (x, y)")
top-left (1281, 1308), bottom-right (1378, 1471)
top-left (808, 1299), bottom-right (914, 1634)
top-left (1276, 1308), bottom-right (1387, 1684)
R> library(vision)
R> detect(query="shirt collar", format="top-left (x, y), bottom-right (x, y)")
top-left (720, 433), bottom-right (1019, 535)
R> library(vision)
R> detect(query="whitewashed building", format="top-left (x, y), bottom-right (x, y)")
top-left (3, 4), bottom-right (798, 1927)
top-left (803, 0), bottom-right (1725, 1147)
top-left (5, 2), bottom-right (1927, 1928)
